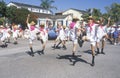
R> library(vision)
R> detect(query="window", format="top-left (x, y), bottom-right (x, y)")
top-left (32, 8), bottom-right (39, 12)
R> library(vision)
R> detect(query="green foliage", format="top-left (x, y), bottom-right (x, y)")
top-left (40, 0), bottom-right (57, 14)
top-left (82, 8), bottom-right (102, 22)
top-left (0, 0), bottom-right (6, 17)
top-left (105, 3), bottom-right (120, 23)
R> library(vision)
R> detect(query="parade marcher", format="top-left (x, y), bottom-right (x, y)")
top-left (52, 22), bottom-right (67, 50)
top-left (37, 23), bottom-right (48, 54)
top-left (80, 16), bottom-right (98, 66)
top-left (108, 25), bottom-right (115, 44)
top-left (6, 25), bottom-right (12, 43)
top-left (69, 18), bottom-right (80, 56)
top-left (117, 25), bottom-right (120, 45)
top-left (26, 14), bottom-right (38, 56)
top-left (96, 17), bottom-right (109, 55)
top-left (0, 25), bottom-right (8, 48)
top-left (113, 25), bottom-right (119, 45)
top-left (11, 23), bottom-right (19, 44)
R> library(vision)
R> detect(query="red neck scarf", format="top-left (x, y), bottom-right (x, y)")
top-left (88, 23), bottom-right (94, 31)
top-left (40, 27), bottom-right (45, 35)
top-left (30, 25), bottom-right (35, 31)
top-left (100, 25), bottom-right (103, 29)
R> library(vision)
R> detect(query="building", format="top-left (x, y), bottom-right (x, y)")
top-left (56, 8), bottom-right (87, 20)
top-left (55, 8), bottom-right (87, 26)
top-left (7, 1), bottom-right (52, 14)
top-left (7, 2), bottom-right (87, 27)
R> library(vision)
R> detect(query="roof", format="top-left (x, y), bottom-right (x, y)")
top-left (33, 12), bottom-right (52, 18)
top-left (69, 8), bottom-right (88, 14)
top-left (50, 15), bottom-right (69, 20)
top-left (33, 12), bottom-right (68, 20)
top-left (56, 8), bottom-right (88, 14)
top-left (9, 1), bottom-right (48, 10)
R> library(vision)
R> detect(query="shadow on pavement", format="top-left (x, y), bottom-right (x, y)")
top-left (26, 50), bottom-right (44, 56)
top-left (83, 50), bottom-right (92, 54)
top-left (56, 54), bottom-right (91, 66)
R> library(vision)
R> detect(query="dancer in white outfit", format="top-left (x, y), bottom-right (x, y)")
top-left (52, 22), bottom-right (67, 49)
top-left (0, 25), bottom-right (8, 48)
top-left (26, 14), bottom-right (39, 56)
top-left (37, 24), bottom-right (48, 54)
top-left (81, 16), bottom-right (98, 66)
top-left (12, 24), bottom-right (19, 44)
top-left (69, 18), bottom-right (80, 56)
top-left (96, 17), bottom-right (110, 55)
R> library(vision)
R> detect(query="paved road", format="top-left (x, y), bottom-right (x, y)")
top-left (0, 38), bottom-right (120, 78)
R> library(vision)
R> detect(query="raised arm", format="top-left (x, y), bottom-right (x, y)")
top-left (26, 14), bottom-right (30, 24)
top-left (106, 17), bottom-right (111, 27)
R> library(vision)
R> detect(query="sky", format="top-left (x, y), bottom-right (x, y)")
top-left (4, 0), bottom-right (120, 13)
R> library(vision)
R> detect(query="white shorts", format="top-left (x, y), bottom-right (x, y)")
top-left (84, 35), bottom-right (96, 46)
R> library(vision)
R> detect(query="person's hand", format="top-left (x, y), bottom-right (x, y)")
top-left (28, 14), bottom-right (30, 17)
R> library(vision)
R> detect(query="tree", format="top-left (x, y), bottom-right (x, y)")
top-left (0, 0), bottom-right (6, 17)
top-left (5, 6), bottom-right (30, 27)
top-left (0, 0), bottom-right (6, 25)
top-left (105, 3), bottom-right (120, 24)
top-left (40, 0), bottom-right (57, 14)
top-left (82, 8), bottom-right (102, 22)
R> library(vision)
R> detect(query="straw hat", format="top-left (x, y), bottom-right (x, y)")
top-left (88, 16), bottom-right (94, 20)
top-left (112, 24), bottom-right (116, 27)
top-left (30, 21), bottom-right (36, 25)
top-left (0, 25), bottom-right (4, 28)
top-left (40, 23), bottom-right (45, 27)
top-left (63, 25), bottom-right (66, 29)
top-left (72, 17), bottom-right (79, 22)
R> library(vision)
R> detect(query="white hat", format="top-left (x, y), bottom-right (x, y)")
top-left (0, 25), bottom-right (4, 28)
top-left (112, 24), bottom-right (116, 27)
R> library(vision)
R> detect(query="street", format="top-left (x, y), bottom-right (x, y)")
top-left (0, 38), bottom-right (120, 78)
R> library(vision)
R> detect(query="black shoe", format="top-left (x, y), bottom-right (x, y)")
top-left (95, 52), bottom-right (100, 55)
top-left (78, 39), bottom-right (84, 47)
top-left (52, 45), bottom-right (56, 48)
top-left (101, 52), bottom-right (105, 55)
top-left (37, 37), bottom-right (40, 40)
top-left (55, 46), bottom-right (61, 49)
top-left (41, 50), bottom-right (44, 55)
top-left (37, 51), bottom-right (41, 55)
top-left (62, 45), bottom-right (67, 50)
top-left (4, 44), bottom-right (8, 48)
top-left (72, 53), bottom-right (75, 57)
top-left (31, 53), bottom-right (34, 57)
top-left (13, 41), bottom-right (18, 44)
top-left (101, 48), bottom-right (105, 54)
top-left (30, 48), bottom-right (34, 57)
top-left (91, 56), bottom-right (95, 66)
top-left (1, 44), bottom-right (5, 48)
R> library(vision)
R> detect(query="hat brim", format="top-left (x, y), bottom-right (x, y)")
top-left (30, 21), bottom-right (35, 25)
